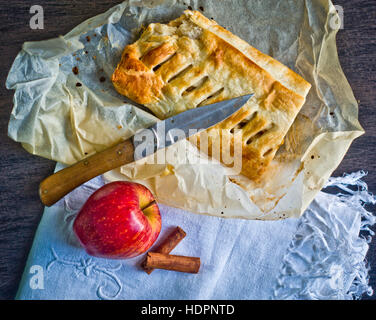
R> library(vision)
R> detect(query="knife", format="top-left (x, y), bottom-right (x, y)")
top-left (39, 94), bottom-right (253, 206)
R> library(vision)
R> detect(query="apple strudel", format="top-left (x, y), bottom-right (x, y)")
top-left (112, 10), bottom-right (311, 181)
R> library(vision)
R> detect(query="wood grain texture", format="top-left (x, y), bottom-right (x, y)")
top-left (39, 139), bottom-right (135, 207)
top-left (333, 0), bottom-right (376, 300)
top-left (0, 0), bottom-right (375, 300)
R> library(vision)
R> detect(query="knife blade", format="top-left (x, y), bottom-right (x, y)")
top-left (39, 94), bottom-right (253, 206)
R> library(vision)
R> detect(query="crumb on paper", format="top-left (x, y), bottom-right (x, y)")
top-left (76, 82), bottom-right (82, 87)
top-left (72, 66), bottom-right (79, 75)
top-left (86, 35), bottom-right (91, 42)
top-left (100, 76), bottom-right (106, 82)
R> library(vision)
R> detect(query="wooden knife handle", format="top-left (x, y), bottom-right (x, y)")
top-left (39, 139), bottom-right (135, 207)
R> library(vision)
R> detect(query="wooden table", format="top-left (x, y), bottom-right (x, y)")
top-left (0, 0), bottom-right (375, 300)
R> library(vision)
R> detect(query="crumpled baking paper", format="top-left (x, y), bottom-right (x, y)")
top-left (6, 0), bottom-right (364, 220)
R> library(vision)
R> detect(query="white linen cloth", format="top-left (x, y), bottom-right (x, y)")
top-left (15, 165), bottom-right (375, 300)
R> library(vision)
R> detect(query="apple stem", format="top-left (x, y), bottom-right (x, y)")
top-left (141, 200), bottom-right (156, 212)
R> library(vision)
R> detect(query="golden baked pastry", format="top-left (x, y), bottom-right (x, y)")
top-left (112, 10), bottom-right (311, 182)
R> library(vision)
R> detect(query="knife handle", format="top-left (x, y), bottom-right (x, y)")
top-left (39, 139), bottom-right (135, 207)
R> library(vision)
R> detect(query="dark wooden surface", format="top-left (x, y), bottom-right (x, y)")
top-left (0, 0), bottom-right (375, 300)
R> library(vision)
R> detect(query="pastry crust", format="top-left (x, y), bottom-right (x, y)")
top-left (112, 10), bottom-right (311, 181)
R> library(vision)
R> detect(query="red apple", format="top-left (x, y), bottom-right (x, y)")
top-left (73, 181), bottom-right (161, 259)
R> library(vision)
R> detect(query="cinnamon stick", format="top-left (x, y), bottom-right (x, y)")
top-left (143, 226), bottom-right (186, 274)
top-left (144, 252), bottom-right (200, 274)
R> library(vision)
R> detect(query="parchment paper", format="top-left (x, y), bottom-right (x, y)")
top-left (6, 0), bottom-right (364, 220)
